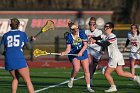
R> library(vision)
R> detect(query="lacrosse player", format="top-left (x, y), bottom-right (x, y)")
top-left (60, 24), bottom-right (94, 92)
top-left (92, 22), bottom-right (140, 92)
top-left (0, 18), bottom-right (34, 93)
top-left (85, 17), bottom-right (104, 87)
top-left (123, 24), bottom-right (140, 76)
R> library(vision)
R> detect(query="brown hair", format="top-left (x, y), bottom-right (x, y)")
top-left (105, 22), bottom-right (114, 28)
top-left (131, 24), bottom-right (139, 35)
top-left (10, 18), bottom-right (20, 29)
top-left (89, 17), bottom-right (96, 21)
top-left (89, 17), bottom-right (96, 25)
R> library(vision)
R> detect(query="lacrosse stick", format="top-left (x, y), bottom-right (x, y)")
top-left (31, 20), bottom-right (54, 41)
top-left (33, 49), bottom-right (77, 57)
top-left (88, 46), bottom-right (104, 54)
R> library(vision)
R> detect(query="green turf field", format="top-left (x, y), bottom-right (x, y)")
top-left (0, 68), bottom-right (140, 93)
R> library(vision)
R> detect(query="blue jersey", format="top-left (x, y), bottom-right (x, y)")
top-left (66, 30), bottom-right (88, 62)
top-left (1, 30), bottom-right (28, 70)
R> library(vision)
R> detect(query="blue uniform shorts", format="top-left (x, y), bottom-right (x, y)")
top-left (68, 50), bottom-right (88, 62)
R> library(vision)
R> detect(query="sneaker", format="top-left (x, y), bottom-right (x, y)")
top-left (90, 79), bottom-right (93, 87)
top-left (68, 80), bottom-right (73, 88)
top-left (134, 76), bottom-right (140, 85)
top-left (87, 87), bottom-right (95, 92)
top-left (105, 86), bottom-right (117, 92)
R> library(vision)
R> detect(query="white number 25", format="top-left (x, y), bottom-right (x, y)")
top-left (7, 35), bottom-right (20, 47)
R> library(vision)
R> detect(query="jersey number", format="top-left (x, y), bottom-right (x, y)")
top-left (7, 35), bottom-right (20, 47)
top-left (131, 42), bottom-right (137, 47)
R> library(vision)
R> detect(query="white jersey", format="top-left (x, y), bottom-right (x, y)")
top-left (85, 28), bottom-right (102, 52)
top-left (104, 33), bottom-right (125, 68)
top-left (104, 33), bottom-right (122, 59)
top-left (127, 32), bottom-right (140, 52)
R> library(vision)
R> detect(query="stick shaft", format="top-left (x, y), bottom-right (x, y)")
top-left (34, 31), bottom-right (42, 38)
top-left (88, 46), bottom-right (101, 53)
top-left (46, 53), bottom-right (77, 56)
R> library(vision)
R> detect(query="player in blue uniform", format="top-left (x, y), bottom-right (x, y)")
top-left (0, 18), bottom-right (34, 93)
top-left (60, 24), bottom-right (94, 92)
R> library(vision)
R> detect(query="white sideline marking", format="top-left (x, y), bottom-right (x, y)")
top-left (35, 72), bottom-right (99, 93)
top-left (35, 76), bottom-right (84, 93)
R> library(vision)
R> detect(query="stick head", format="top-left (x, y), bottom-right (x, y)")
top-left (33, 49), bottom-right (48, 57)
top-left (41, 20), bottom-right (55, 32)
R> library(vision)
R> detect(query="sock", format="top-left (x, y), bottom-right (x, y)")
top-left (111, 85), bottom-right (116, 88)
top-left (87, 84), bottom-right (90, 89)
top-left (133, 76), bottom-right (136, 80)
top-left (70, 77), bottom-right (74, 81)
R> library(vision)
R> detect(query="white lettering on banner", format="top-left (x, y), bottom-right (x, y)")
top-left (31, 18), bottom-right (105, 29)
top-left (31, 19), bottom-right (71, 28)
top-left (0, 19), bottom-right (28, 36)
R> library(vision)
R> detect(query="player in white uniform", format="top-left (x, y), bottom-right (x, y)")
top-left (92, 22), bottom-right (140, 92)
top-left (85, 17), bottom-right (104, 86)
top-left (123, 24), bottom-right (140, 76)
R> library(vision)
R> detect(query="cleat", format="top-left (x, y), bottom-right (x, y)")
top-left (105, 86), bottom-right (117, 92)
top-left (68, 80), bottom-right (73, 88)
top-left (87, 87), bottom-right (95, 92)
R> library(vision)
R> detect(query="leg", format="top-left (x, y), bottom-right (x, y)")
top-left (129, 58), bottom-right (135, 76)
top-left (88, 54), bottom-right (92, 77)
top-left (81, 58), bottom-right (90, 85)
top-left (90, 58), bottom-right (98, 79)
top-left (88, 54), bottom-right (98, 86)
top-left (68, 58), bottom-right (81, 88)
top-left (104, 66), bottom-right (116, 86)
top-left (10, 70), bottom-right (20, 93)
top-left (18, 67), bottom-right (34, 93)
top-left (81, 58), bottom-right (94, 92)
top-left (115, 65), bottom-right (134, 78)
top-left (88, 54), bottom-right (94, 86)
top-left (104, 67), bottom-right (117, 92)
top-left (116, 65), bottom-right (140, 85)
top-left (71, 58), bottom-right (81, 78)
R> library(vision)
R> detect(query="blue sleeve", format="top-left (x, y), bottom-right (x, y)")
top-left (79, 30), bottom-right (88, 41)
top-left (66, 33), bottom-right (73, 44)
top-left (23, 32), bottom-right (29, 42)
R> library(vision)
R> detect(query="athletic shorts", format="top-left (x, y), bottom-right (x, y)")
top-left (87, 48), bottom-right (102, 61)
top-left (130, 52), bottom-right (140, 59)
top-left (68, 50), bottom-right (88, 62)
top-left (108, 54), bottom-right (125, 68)
top-left (5, 58), bottom-right (28, 71)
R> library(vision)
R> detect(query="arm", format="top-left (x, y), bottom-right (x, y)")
top-left (25, 42), bottom-right (32, 50)
top-left (123, 39), bottom-right (130, 52)
top-left (124, 39), bottom-right (130, 48)
top-left (0, 44), bottom-right (5, 55)
top-left (60, 44), bottom-right (71, 56)
top-left (78, 41), bottom-right (88, 56)
top-left (95, 41), bottom-right (111, 48)
top-left (92, 35), bottom-right (102, 40)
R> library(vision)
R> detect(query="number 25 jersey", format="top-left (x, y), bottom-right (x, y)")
top-left (1, 29), bottom-right (28, 61)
